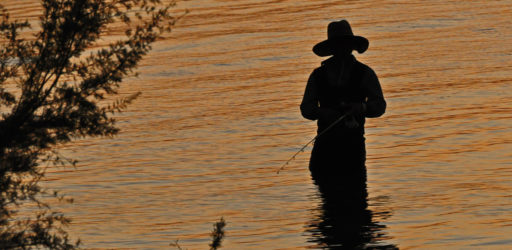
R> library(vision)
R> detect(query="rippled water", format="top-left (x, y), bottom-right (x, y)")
top-left (4, 0), bottom-right (512, 248)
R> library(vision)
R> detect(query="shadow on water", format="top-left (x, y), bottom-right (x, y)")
top-left (305, 142), bottom-right (397, 249)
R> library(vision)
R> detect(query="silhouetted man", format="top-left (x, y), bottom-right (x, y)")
top-left (300, 20), bottom-right (386, 197)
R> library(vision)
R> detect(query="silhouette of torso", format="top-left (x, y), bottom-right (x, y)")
top-left (308, 56), bottom-right (367, 183)
top-left (315, 56), bottom-right (367, 136)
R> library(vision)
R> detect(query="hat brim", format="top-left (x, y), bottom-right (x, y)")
top-left (313, 36), bottom-right (369, 56)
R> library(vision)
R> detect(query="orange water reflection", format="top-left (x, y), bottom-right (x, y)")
top-left (3, 0), bottom-right (512, 248)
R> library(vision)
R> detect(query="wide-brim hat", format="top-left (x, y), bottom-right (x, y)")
top-left (313, 20), bottom-right (369, 56)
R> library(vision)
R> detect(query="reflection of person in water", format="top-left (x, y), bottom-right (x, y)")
top-left (300, 19), bottom-right (386, 191)
top-left (307, 185), bottom-right (397, 249)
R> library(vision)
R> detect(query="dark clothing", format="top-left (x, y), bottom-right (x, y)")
top-left (300, 55), bottom-right (386, 134)
top-left (300, 55), bottom-right (386, 180)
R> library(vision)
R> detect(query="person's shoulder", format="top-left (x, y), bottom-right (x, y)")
top-left (353, 59), bottom-right (373, 72)
top-left (307, 65), bottom-right (323, 83)
top-left (311, 62), bottom-right (328, 76)
top-left (354, 59), bottom-right (377, 78)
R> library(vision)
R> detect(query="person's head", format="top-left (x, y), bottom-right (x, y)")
top-left (313, 20), bottom-right (368, 57)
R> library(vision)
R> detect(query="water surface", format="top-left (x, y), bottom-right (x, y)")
top-left (4, 0), bottom-right (512, 248)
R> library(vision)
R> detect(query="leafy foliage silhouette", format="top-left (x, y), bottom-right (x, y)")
top-left (169, 217), bottom-right (227, 250)
top-left (0, 0), bottom-right (180, 248)
top-left (209, 217), bottom-right (226, 250)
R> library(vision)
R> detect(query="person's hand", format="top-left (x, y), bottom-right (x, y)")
top-left (343, 115), bottom-right (359, 128)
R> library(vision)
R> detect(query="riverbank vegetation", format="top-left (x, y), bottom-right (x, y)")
top-left (0, 0), bottom-right (180, 247)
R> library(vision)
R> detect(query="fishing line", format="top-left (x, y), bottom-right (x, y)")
top-left (277, 113), bottom-right (348, 174)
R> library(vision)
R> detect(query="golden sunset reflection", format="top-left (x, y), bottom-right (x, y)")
top-left (3, 0), bottom-right (511, 248)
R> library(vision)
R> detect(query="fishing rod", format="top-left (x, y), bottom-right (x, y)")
top-left (277, 113), bottom-right (349, 174)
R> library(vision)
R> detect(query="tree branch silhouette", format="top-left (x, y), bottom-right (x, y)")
top-left (0, 0), bottom-right (181, 248)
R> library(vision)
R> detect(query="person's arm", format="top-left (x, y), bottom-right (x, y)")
top-left (362, 67), bottom-right (386, 118)
top-left (300, 71), bottom-right (320, 120)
